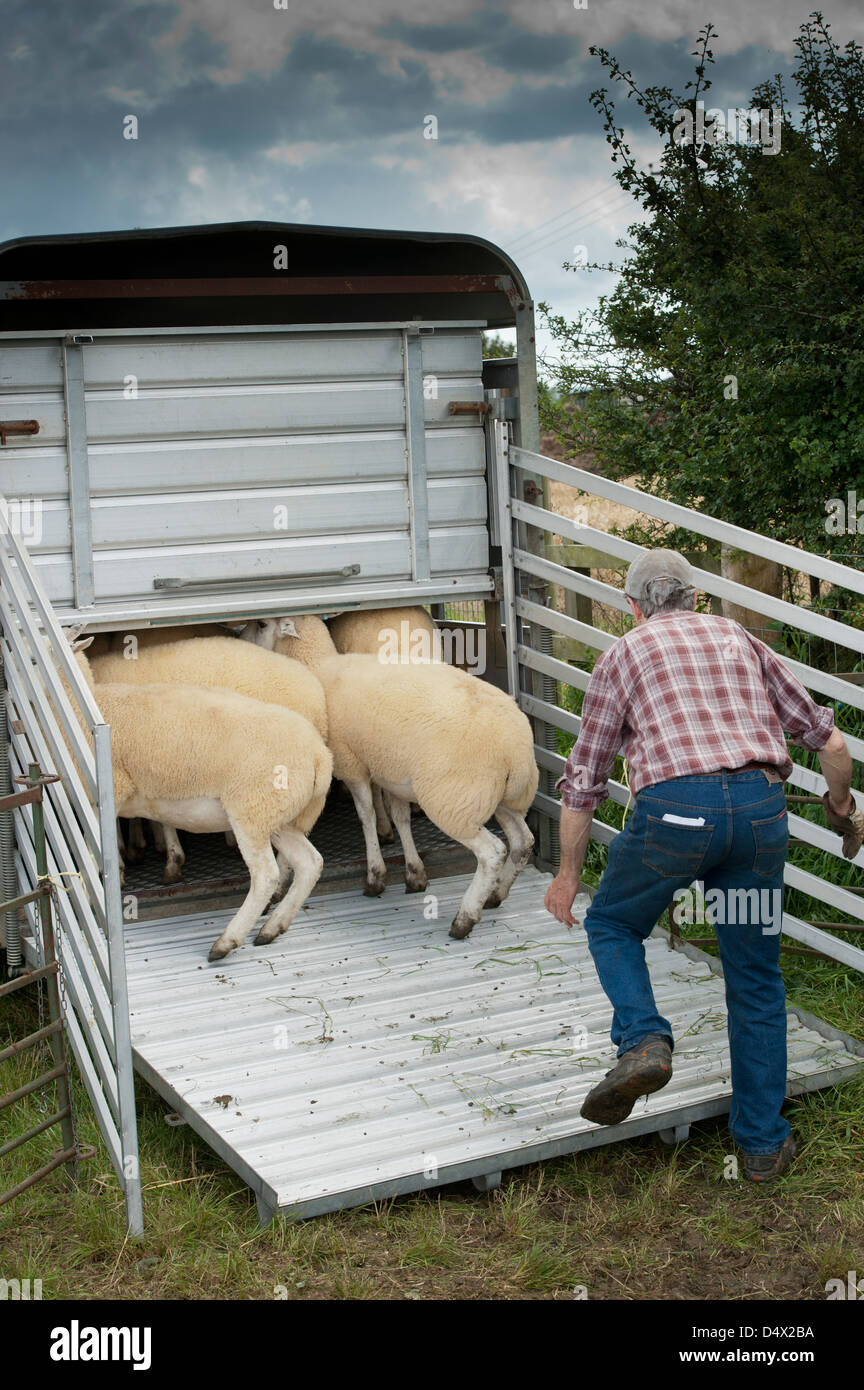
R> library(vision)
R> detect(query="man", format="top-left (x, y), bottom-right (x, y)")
top-left (544, 549), bottom-right (862, 1182)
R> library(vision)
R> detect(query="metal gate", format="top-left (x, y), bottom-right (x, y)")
top-left (492, 420), bottom-right (864, 972)
top-left (0, 516), bottom-right (142, 1233)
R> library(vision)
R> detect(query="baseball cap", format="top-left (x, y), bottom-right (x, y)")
top-left (624, 549), bottom-right (695, 602)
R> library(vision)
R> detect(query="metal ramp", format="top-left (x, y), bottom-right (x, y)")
top-left (124, 866), bottom-right (864, 1223)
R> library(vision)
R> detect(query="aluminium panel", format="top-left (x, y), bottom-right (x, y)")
top-left (123, 866), bottom-right (864, 1221)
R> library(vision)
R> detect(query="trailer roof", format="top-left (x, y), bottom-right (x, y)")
top-left (0, 220), bottom-right (529, 331)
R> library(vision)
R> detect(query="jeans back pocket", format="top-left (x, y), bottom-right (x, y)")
top-left (751, 807), bottom-right (789, 879)
top-left (642, 813), bottom-right (715, 879)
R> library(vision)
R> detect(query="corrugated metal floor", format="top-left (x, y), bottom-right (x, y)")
top-left (125, 866), bottom-right (864, 1222)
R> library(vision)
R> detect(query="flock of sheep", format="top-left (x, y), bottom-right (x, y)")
top-left (67, 606), bottom-right (539, 962)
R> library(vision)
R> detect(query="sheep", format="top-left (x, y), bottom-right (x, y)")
top-left (69, 637), bottom-right (332, 961)
top-left (327, 606), bottom-right (441, 664)
top-left (100, 624), bottom-right (245, 864)
top-left (328, 606), bottom-right (441, 840)
top-left (239, 615), bottom-right (538, 940)
top-left (90, 636), bottom-right (328, 883)
top-left (106, 622), bottom-right (240, 654)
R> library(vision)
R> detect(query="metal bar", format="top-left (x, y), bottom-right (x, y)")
top-left (0, 1108), bottom-right (71, 1159)
top-left (1, 275), bottom-right (511, 301)
top-left (94, 724), bottom-right (144, 1237)
top-left (493, 421), bottom-right (519, 697)
top-left (4, 646), bottom-right (112, 917)
top-left (27, 761), bottom-right (78, 1179)
top-left (0, 654), bottom-right (20, 966)
top-left (512, 446), bottom-right (864, 599)
top-left (516, 545), bottom-right (864, 715)
top-left (49, 577), bottom-right (494, 631)
top-left (0, 1063), bottom-right (66, 1110)
top-left (0, 961), bottom-right (59, 997)
top-left (0, 1149), bottom-right (78, 1207)
top-left (403, 328), bottom-right (431, 582)
top-left (61, 339), bottom-right (95, 608)
top-left (0, 1018), bottom-right (62, 1063)
top-left (154, 565), bottom-right (361, 592)
top-left (0, 320), bottom-right (488, 341)
top-left (512, 499), bottom-right (864, 658)
top-left (0, 556), bottom-right (100, 801)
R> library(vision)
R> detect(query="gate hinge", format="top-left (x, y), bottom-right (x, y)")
top-left (488, 565), bottom-right (504, 600)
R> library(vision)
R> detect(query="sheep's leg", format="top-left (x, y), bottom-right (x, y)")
top-left (225, 828), bottom-right (237, 849)
top-left (255, 828), bottom-right (324, 944)
top-left (161, 825), bottom-right (185, 884)
top-left (152, 822), bottom-right (166, 852)
top-left (116, 822), bottom-right (126, 888)
top-left (388, 795), bottom-right (427, 893)
top-left (373, 783), bottom-right (394, 842)
top-left (208, 825), bottom-right (280, 962)
top-left (344, 777), bottom-right (387, 896)
top-left (124, 817), bottom-right (147, 864)
top-left (484, 807), bottom-right (534, 908)
top-left (448, 829), bottom-right (508, 940)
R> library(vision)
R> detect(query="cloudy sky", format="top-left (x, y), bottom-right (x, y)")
top-left (4, 1), bottom-right (863, 351)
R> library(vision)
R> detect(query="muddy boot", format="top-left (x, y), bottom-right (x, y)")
top-left (580, 1033), bottom-right (673, 1125)
top-left (740, 1133), bottom-right (797, 1183)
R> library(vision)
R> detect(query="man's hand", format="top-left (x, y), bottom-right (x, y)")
top-left (544, 873), bottom-right (584, 927)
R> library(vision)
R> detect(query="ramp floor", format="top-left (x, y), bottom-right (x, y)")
top-left (124, 867), bottom-right (864, 1222)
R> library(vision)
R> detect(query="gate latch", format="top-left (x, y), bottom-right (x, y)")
top-left (0, 420), bottom-right (39, 446)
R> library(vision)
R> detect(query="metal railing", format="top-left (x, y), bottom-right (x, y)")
top-left (0, 764), bottom-right (81, 1207)
top-left (0, 517), bottom-right (143, 1234)
top-left (492, 419), bottom-right (864, 973)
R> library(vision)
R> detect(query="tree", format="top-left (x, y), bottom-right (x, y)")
top-left (539, 12), bottom-right (864, 578)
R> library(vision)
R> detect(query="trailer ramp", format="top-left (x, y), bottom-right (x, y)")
top-left (124, 867), bottom-right (864, 1224)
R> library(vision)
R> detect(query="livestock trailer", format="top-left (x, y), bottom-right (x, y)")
top-left (2, 221), bottom-right (862, 1234)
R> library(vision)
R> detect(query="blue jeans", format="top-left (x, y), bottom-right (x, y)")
top-left (583, 770), bottom-right (790, 1154)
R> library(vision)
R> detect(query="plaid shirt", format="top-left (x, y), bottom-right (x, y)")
top-left (556, 610), bottom-right (835, 813)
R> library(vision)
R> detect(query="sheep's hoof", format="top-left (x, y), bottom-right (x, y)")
top-left (377, 826), bottom-right (395, 843)
top-left (363, 874), bottom-right (386, 897)
top-left (125, 845), bottom-right (146, 865)
top-left (405, 874), bottom-right (428, 894)
top-left (484, 889), bottom-right (505, 909)
top-left (253, 930), bottom-right (276, 947)
top-left (449, 916), bottom-right (475, 940)
top-left (208, 940), bottom-right (234, 962)
top-left (163, 865), bottom-right (184, 885)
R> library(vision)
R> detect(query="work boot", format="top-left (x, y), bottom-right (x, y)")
top-left (740, 1133), bottom-right (797, 1183)
top-left (580, 1033), bottom-right (673, 1125)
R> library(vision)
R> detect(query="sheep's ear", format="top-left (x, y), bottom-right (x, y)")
top-left (71, 635), bottom-right (95, 653)
top-left (66, 623), bottom-right (86, 644)
top-left (276, 617), bottom-right (298, 638)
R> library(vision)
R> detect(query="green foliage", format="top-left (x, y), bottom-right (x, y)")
top-left (482, 332), bottom-right (515, 359)
top-left (539, 13), bottom-right (864, 560)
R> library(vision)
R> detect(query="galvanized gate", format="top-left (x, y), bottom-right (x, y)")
top-left (491, 420), bottom-right (864, 971)
top-left (0, 517), bottom-right (142, 1233)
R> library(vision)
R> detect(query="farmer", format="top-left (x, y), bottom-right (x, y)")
top-left (544, 549), bottom-right (862, 1182)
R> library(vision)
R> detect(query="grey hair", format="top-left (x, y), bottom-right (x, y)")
top-left (636, 577), bottom-right (696, 619)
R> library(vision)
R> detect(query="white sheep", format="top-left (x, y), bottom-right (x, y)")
top-left (327, 605), bottom-right (441, 664)
top-left (91, 636), bottom-right (328, 884)
top-left (70, 637), bottom-right (332, 961)
top-left (328, 606), bottom-right (440, 840)
top-left (239, 615), bottom-right (538, 940)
